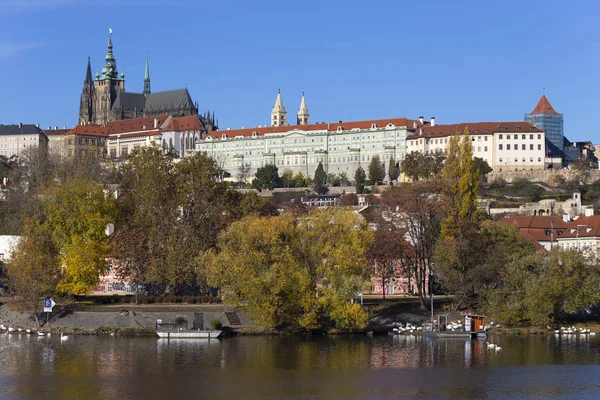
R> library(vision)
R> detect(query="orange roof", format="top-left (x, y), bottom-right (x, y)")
top-left (162, 115), bottom-right (205, 132)
top-left (44, 128), bottom-right (71, 136)
top-left (530, 94), bottom-right (559, 115)
top-left (204, 117), bottom-right (423, 139)
top-left (67, 125), bottom-right (108, 137)
top-left (406, 121), bottom-right (541, 140)
top-left (107, 114), bottom-right (171, 135)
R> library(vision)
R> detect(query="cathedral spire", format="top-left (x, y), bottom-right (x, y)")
top-left (271, 89), bottom-right (287, 126)
top-left (297, 91), bottom-right (309, 125)
top-left (143, 54), bottom-right (151, 95)
top-left (101, 28), bottom-right (119, 80)
top-left (85, 56), bottom-right (93, 83)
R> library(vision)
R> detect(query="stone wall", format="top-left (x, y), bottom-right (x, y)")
top-left (487, 169), bottom-right (600, 184)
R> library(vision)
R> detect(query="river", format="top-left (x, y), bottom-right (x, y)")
top-left (0, 333), bottom-right (599, 399)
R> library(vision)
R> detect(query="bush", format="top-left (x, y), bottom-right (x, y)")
top-left (210, 319), bottom-right (223, 330)
top-left (175, 316), bottom-right (187, 328)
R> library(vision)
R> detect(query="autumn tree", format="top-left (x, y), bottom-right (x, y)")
top-left (207, 209), bottom-right (374, 330)
top-left (282, 169), bottom-right (294, 188)
top-left (4, 220), bottom-right (60, 327)
top-left (367, 225), bottom-right (405, 300)
top-left (368, 155), bottom-right (384, 182)
top-left (379, 181), bottom-right (441, 309)
top-left (237, 163), bottom-right (252, 186)
top-left (434, 128), bottom-right (481, 309)
top-left (355, 166), bottom-right (366, 194)
top-left (44, 177), bottom-right (116, 295)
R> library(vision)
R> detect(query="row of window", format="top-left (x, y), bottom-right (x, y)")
top-left (498, 134), bottom-right (542, 140)
top-left (498, 157), bottom-right (542, 163)
top-left (498, 144), bottom-right (542, 151)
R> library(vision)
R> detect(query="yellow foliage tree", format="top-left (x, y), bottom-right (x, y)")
top-left (206, 209), bottom-right (374, 330)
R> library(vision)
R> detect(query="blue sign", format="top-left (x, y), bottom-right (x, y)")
top-left (43, 298), bottom-right (55, 313)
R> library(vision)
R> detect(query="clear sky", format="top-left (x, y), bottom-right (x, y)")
top-left (0, 0), bottom-right (598, 141)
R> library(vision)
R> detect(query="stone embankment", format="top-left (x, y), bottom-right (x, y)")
top-left (0, 303), bottom-right (255, 335)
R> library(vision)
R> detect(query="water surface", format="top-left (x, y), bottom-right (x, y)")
top-left (0, 333), bottom-right (599, 399)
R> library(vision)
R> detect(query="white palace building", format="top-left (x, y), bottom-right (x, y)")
top-left (195, 91), bottom-right (426, 180)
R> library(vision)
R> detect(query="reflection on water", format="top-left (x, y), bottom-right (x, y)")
top-left (0, 332), bottom-right (599, 399)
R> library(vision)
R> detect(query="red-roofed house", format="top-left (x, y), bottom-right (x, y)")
top-left (406, 121), bottom-right (546, 172)
top-left (499, 215), bottom-right (600, 254)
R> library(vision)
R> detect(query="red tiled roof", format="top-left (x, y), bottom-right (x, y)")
top-left (203, 117), bottom-right (423, 139)
top-left (162, 115), bottom-right (205, 132)
top-left (107, 114), bottom-right (171, 135)
top-left (530, 95), bottom-right (559, 115)
top-left (67, 125), bottom-right (108, 137)
top-left (44, 128), bottom-right (71, 136)
top-left (406, 121), bottom-right (542, 140)
top-left (500, 215), bottom-right (600, 241)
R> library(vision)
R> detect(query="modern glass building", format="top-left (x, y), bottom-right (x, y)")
top-left (525, 95), bottom-right (564, 151)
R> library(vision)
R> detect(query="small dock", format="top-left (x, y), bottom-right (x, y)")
top-left (156, 330), bottom-right (222, 339)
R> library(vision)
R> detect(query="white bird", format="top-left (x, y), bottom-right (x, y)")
top-left (486, 342), bottom-right (496, 349)
top-left (60, 333), bottom-right (68, 341)
top-left (554, 330), bottom-right (560, 334)
top-left (590, 332), bottom-right (596, 336)
top-left (25, 329), bottom-right (31, 334)
top-left (7, 327), bottom-right (15, 333)
top-left (495, 346), bottom-right (502, 352)
top-left (46, 332), bottom-right (51, 337)
top-left (37, 331), bottom-right (45, 337)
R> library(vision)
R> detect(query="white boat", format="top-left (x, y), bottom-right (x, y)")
top-left (156, 330), bottom-right (222, 339)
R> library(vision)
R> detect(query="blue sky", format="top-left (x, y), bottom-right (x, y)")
top-left (0, 0), bottom-right (598, 141)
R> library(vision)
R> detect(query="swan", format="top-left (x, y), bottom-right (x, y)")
top-left (37, 331), bottom-right (45, 337)
top-left (554, 330), bottom-right (560, 334)
top-left (486, 342), bottom-right (496, 349)
top-left (495, 346), bottom-right (502, 352)
top-left (7, 327), bottom-right (15, 333)
top-left (25, 329), bottom-right (31, 334)
top-left (60, 333), bottom-right (68, 341)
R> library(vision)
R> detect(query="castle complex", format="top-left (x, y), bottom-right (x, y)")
top-left (78, 32), bottom-right (211, 128)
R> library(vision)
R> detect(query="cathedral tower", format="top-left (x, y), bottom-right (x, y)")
top-left (297, 92), bottom-right (309, 125)
top-left (78, 57), bottom-right (95, 125)
top-left (92, 30), bottom-right (125, 125)
top-left (271, 89), bottom-right (287, 126)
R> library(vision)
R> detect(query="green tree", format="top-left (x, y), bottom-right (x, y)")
top-left (293, 172), bottom-right (306, 188)
top-left (388, 157), bottom-right (400, 181)
top-left (314, 162), bottom-right (327, 186)
top-left (338, 172), bottom-right (349, 187)
top-left (400, 152), bottom-right (423, 182)
top-left (483, 248), bottom-right (600, 325)
top-left (355, 167), bottom-right (366, 194)
top-left (252, 164), bottom-right (281, 190)
top-left (368, 155), bottom-right (384, 182)
top-left (4, 220), bottom-right (60, 327)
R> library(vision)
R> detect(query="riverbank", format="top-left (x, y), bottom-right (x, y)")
top-left (1, 297), bottom-right (598, 337)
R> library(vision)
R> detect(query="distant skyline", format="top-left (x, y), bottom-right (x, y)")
top-left (0, 0), bottom-right (598, 142)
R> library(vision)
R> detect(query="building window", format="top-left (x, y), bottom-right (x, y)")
top-left (522, 135), bottom-right (525, 139)
top-left (530, 157), bottom-right (534, 162)
top-left (514, 135), bottom-right (518, 139)
top-left (514, 158), bottom-right (518, 162)
top-left (499, 158), bottom-right (503, 162)
top-left (538, 134), bottom-right (541, 140)
top-left (499, 144), bottom-right (503, 150)
top-left (538, 157), bottom-right (541, 162)
top-left (485, 136), bottom-right (488, 141)
top-left (538, 144), bottom-right (542, 150)
top-left (507, 144), bottom-right (510, 150)
top-left (499, 134), bottom-right (503, 139)
top-left (484, 146), bottom-right (488, 151)
top-left (530, 144), bottom-right (534, 150)
top-left (522, 144), bottom-right (526, 150)
top-left (530, 134), bottom-right (533, 140)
